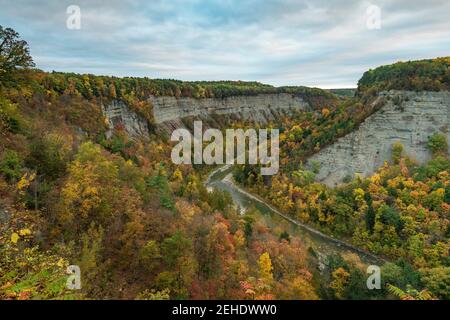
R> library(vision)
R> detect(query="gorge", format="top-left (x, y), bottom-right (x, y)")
top-left (98, 81), bottom-right (449, 271)
top-left (2, 53), bottom-right (449, 300)
top-left (101, 90), bottom-right (450, 186)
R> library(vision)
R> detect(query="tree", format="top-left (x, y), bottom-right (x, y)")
top-left (292, 167), bottom-right (316, 186)
top-left (365, 204), bottom-right (376, 234)
top-left (0, 97), bottom-right (22, 134)
top-left (108, 83), bottom-right (117, 99)
top-left (244, 218), bottom-right (253, 244)
top-left (135, 289), bottom-right (170, 300)
top-left (344, 269), bottom-right (371, 300)
top-left (139, 240), bottom-right (161, 272)
top-left (427, 133), bottom-right (448, 156)
top-left (0, 149), bottom-right (23, 182)
top-left (379, 205), bottom-right (403, 232)
top-left (330, 267), bottom-right (350, 299)
top-left (159, 231), bottom-right (195, 299)
top-left (161, 231), bottom-right (192, 269)
top-left (258, 252), bottom-right (273, 281)
top-left (57, 141), bottom-right (120, 231)
top-left (280, 276), bottom-right (318, 300)
top-left (77, 225), bottom-right (105, 295)
top-left (0, 26), bottom-right (34, 81)
top-left (391, 142), bottom-right (404, 164)
top-left (420, 267), bottom-right (450, 300)
top-left (279, 231), bottom-right (291, 243)
top-left (27, 133), bottom-right (72, 179)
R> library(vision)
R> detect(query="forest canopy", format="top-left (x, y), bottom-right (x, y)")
top-left (358, 57), bottom-right (450, 92)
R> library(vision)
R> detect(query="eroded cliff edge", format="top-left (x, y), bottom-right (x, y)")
top-left (151, 93), bottom-right (311, 125)
top-left (102, 100), bottom-right (150, 138)
top-left (102, 93), bottom-right (313, 136)
top-left (308, 90), bottom-right (450, 187)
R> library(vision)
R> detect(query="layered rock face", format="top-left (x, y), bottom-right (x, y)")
top-left (308, 91), bottom-right (450, 187)
top-left (102, 100), bottom-right (149, 138)
top-left (102, 93), bottom-right (311, 137)
top-left (151, 93), bottom-right (311, 124)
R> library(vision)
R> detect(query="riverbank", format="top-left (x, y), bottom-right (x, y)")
top-left (205, 165), bottom-right (387, 265)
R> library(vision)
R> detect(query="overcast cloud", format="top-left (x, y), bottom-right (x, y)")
top-left (1, 0), bottom-right (449, 88)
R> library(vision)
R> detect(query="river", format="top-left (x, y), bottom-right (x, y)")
top-left (205, 164), bottom-right (384, 266)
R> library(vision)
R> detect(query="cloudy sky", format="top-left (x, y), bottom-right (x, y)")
top-left (1, 0), bottom-right (449, 88)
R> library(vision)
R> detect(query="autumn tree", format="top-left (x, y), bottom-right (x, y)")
top-left (0, 26), bottom-right (34, 81)
top-left (419, 267), bottom-right (450, 300)
top-left (139, 240), bottom-right (161, 273)
top-left (427, 133), bottom-right (448, 156)
top-left (258, 252), bottom-right (274, 282)
top-left (391, 141), bottom-right (404, 164)
top-left (0, 97), bottom-right (22, 134)
top-left (56, 141), bottom-right (121, 233)
top-left (330, 267), bottom-right (350, 299)
top-left (279, 276), bottom-right (319, 300)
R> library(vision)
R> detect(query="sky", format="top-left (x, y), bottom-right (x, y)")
top-left (1, 0), bottom-right (449, 88)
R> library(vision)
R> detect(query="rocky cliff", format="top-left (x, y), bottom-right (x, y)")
top-left (151, 93), bottom-right (311, 124)
top-left (102, 100), bottom-right (150, 138)
top-left (102, 93), bottom-right (312, 136)
top-left (308, 90), bottom-right (450, 187)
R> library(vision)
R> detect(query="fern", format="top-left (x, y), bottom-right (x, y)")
top-left (387, 284), bottom-right (408, 300)
top-left (387, 284), bottom-right (435, 300)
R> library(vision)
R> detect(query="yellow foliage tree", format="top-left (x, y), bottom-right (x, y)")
top-left (330, 267), bottom-right (350, 299)
top-left (258, 252), bottom-right (273, 282)
top-left (58, 142), bottom-right (120, 229)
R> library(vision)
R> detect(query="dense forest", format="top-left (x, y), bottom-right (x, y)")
top-left (0, 27), bottom-right (448, 300)
top-left (358, 57), bottom-right (450, 93)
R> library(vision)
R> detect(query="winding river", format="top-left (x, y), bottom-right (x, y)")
top-left (205, 164), bottom-right (384, 266)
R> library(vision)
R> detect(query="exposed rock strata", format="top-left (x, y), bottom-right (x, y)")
top-left (151, 93), bottom-right (311, 124)
top-left (102, 100), bottom-right (149, 138)
top-left (307, 91), bottom-right (450, 187)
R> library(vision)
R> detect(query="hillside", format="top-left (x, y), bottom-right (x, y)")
top-left (303, 58), bottom-right (450, 186)
top-left (358, 57), bottom-right (450, 93)
top-left (0, 29), bottom-right (448, 301)
top-left (308, 90), bottom-right (450, 186)
top-left (0, 63), bottom-right (338, 299)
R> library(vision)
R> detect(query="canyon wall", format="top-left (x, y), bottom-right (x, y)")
top-left (150, 93), bottom-right (311, 124)
top-left (102, 100), bottom-right (150, 138)
top-left (307, 91), bottom-right (450, 187)
top-left (102, 93), bottom-right (311, 136)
